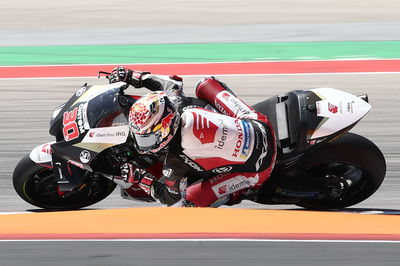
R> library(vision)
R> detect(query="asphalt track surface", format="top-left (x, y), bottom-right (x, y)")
top-left (1, 241), bottom-right (399, 266)
top-left (2, 0), bottom-right (400, 265)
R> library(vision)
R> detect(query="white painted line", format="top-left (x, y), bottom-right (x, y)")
top-left (1, 72), bottom-right (400, 80)
top-left (1, 239), bottom-right (400, 243)
top-left (0, 212), bottom-right (27, 215)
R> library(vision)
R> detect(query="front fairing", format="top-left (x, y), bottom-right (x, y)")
top-left (49, 82), bottom-right (132, 170)
top-left (49, 82), bottom-right (128, 138)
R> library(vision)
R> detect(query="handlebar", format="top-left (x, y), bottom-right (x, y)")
top-left (98, 71), bottom-right (111, 80)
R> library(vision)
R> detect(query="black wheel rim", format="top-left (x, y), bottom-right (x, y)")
top-left (23, 167), bottom-right (115, 209)
top-left (24, 168), bottom-right (62, 204)
top-left (306, 162), bottom-right (368, 201)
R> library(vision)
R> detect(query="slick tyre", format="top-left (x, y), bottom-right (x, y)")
top-left (296, 133), bottom-right (386, 210)
top-left (13, 154), bottom-right (116, 210)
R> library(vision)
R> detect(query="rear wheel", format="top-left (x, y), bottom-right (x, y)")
top-left (13, 154), bottom-right (116, 210)
top-left (296, 133), bottom-right (386, 209)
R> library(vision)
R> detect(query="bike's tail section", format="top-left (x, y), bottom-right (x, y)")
top-left (253, 88), bottom-right (371, 162)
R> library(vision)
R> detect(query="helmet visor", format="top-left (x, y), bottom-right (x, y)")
top-left (133, 131), bottom-right (162, 152)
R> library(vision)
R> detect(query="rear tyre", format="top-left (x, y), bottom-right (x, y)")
top-left (13, 154), bottom-right (116, 210)
top-left (296, 133), bottom-right (386, 210)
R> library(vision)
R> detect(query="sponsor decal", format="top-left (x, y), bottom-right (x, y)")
top-left (166, 187), bottom-right (180, 195)
top-left (212, 166), bottom-right (233, 174)
top-left (216, 91), bottom-right (254, 118)
top-left (232, 119), bottom-right (244, 157)
top-left (152, 110), bottom-right (177, 139)
top-left (152, 134), bottom-right (173, 152)
top-left (41, 144), bottom-right (52, 155)
top-left (208, 173), bottom-right (228, 184)
top-left (214, 100), bottom-right (229, 115)
top-left (347, 101), bottom-right (354, 113)
top-left (221, 92), bottom-right (230, 101)
top-left (218, 185), bottom-right (227, 195)
top-left (178, 154), bottom-right (204, 172)
top-left (76, 104), bottom-right (86, 134)
top-left (230, 99), bottom-right (251, 116)
top-left (79, 150), bottom-right (91, 163)
top-left (67, 160), bottom-right (84, 169)
top-left (75, 86), bottom-right (87, 97)
top-left (90, 131), bottom-right (126, 138)
top-left (215, 119), bottom-right (228, 150)
top-left (328, 102), bottom-right (338, 114)
top-left (162, 168), bottom-right (173, 178)
top-left (192, 112), bottom-right (218, 144)
top-left (30, 143), bottom-right (54, 164)
top-left (161, 112), bottom-right (174, 129)
top-left (212, 175), bottom-right (257, 197)
top-left (82, 125), bottom-right (129, 145)
top-left (240, 120), bottom-right (251, 159)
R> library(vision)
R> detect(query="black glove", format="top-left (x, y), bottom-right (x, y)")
top-left (120, 164), bottom-right (156, 194)
top-left (132, 168), bottom-right (156, 195)
top-left (109, 66), bottom-right (149, 88)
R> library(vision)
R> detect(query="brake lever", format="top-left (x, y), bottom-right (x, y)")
top-left (98, 71), bottom-right (111, 79)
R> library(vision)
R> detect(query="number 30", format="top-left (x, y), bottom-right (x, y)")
top-left (63, 108), bottom-right (79, 141)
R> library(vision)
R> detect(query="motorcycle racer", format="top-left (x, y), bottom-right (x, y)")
top-left (109, 66), bottom-right (277, 207)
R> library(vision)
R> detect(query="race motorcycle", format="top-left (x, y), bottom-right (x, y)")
top-left (13, 73), bottom-right (386, 210)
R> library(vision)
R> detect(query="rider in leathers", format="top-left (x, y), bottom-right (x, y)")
top-left (110, 66), bottom-right (277, 207)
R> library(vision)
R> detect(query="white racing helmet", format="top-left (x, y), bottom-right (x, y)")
top-left (129, 91), bottom-right (180, 153)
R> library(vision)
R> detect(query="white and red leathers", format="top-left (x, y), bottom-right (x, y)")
top-left (129, 73), bottom-right (277, 207)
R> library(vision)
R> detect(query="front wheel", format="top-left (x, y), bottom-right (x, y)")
top-left (296, 133), bottom-right (386, 209)
top-left (13, 154), bottom-right (117, 210)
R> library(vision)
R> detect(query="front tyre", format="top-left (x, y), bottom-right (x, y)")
top-left (297, 133), bottom-right (386, 210)
top-left (13, 154), bottom-right (116, 210)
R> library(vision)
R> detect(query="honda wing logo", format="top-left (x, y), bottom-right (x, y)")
top-left (218, 185), bottom-right (227, 195)
top-left (221, 92), bottom-right (230, 101)
top-left (212, 166), bottom-right (233, 174)
top-left (328, 103), bottom-right (338, 114)
top-left (192, 112), bottom-right (218, 144)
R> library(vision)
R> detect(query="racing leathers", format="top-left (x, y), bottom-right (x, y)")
top-left (120, 70), bottom-right (277, 207)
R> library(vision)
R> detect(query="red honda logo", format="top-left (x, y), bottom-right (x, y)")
top-left (218, 185), bottom-right (227, 195)
top-left (192, 112), bottom-right (218, 144)
top-left (222, 92), bottom-right (230, 101)
top-left (328, 103), bottom-right (338, 113)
